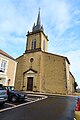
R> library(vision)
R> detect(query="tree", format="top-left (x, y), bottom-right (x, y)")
top-left (74, 81), bottom-right (78, 92)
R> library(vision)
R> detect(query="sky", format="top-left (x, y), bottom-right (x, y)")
top-left (0, 0), bottom-right (80, 87)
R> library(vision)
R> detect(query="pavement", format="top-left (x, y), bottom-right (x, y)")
top-left (0, 92), bottom-right (78, 120)
top-left (0, 93), bottom-right (43, 112)
top-left (0, 95), bottom-right (77, 120)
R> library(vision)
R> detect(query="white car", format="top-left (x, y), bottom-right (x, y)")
top-left (0, 84), bottom-right (8, 106)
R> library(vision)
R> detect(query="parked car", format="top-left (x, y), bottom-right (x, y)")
top-left (5, 86), bottom-right (28, 103)
top-left (75, 96), bottom-right (80, 120)
top-left (0, 84), bottom-right (8, 106)
top-left (75, 96), bottom-right (80, 111)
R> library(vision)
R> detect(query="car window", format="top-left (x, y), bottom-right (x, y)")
top-left (6, 86), bottom-right (14, 91)
top-left (0, 86), bottom-right (5, 90)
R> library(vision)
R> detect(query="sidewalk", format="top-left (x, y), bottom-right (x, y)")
top-left (25, 91), bottom-right (78, 98)
top-left (75, 111), bottom-right (80, 120)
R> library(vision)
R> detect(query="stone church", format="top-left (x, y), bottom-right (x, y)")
top-left (15, 10), bottom-right (75, 95)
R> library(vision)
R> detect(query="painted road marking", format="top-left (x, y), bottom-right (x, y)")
top-left (0, 95), bottom-right (48, 113)
top-left (5, 102), bottom-right (16, 107)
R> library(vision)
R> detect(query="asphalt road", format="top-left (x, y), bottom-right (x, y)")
top-left (0, 95), bottom-right (77, 120)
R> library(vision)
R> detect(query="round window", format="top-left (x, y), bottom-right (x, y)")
top-left (30, 58), bottom-right (34, 63)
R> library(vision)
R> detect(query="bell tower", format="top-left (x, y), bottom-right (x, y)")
top-left (25, 9), bottom-right (49, 53)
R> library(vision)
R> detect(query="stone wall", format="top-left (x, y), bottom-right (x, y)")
top-left (15, 51), bottom-right (70, 94)
top-left (41, 52), bottom-right (67, 94)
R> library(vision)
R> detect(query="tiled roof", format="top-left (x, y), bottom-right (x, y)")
top-left (0, 49), bottom-right (15, 61)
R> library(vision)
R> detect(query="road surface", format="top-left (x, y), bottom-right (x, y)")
top-left (0, 95), bottom-right (77, 120)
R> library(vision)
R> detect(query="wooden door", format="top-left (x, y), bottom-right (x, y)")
top-left (27, 77), bottom-right (33, 91)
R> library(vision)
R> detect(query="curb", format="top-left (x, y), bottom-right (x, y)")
top-left (24, 91), bottom-right (78, 98)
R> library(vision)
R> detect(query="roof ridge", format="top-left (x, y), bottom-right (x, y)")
top-left (0, 49), bottom-right (15, 61)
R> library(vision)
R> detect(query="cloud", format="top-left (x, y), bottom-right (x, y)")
top-left (0, 1), bottom-right (27, 35)
top-left (40, 0), bottom-right (71, 36)
top-left (64, 50), bottom-right (80, 86)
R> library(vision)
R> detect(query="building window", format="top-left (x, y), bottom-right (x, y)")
top-left (31, 39), bottom-right (36, 50)
top-left (30, 58), bottom-right (34, 63)
top-left (0, 60), bottom-right (7, 73)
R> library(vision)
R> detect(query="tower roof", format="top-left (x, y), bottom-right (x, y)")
top-left (32, 9), bottom-right (43, 32)
top-left (37, 8), bottom-right (41, 26)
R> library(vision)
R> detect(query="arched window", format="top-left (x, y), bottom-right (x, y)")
top-left (31, 39), bottom-right (36, 50)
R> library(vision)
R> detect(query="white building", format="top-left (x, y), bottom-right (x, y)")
top-left (0, 49), bottom-right (17, 86)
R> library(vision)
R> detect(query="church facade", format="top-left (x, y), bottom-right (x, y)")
top-left (15, 11), bottom-right (75, 94)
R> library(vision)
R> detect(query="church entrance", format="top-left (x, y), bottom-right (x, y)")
top-left (27, 77), bottom-right (33, 91)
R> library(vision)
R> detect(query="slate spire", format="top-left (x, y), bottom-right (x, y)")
top-left (37, 8), bottom-right (41, 26)
top-left (32, 9), bottom-right (44, 32)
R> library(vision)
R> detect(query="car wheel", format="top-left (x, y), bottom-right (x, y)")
top-left (11, 96), bottom-right (17, 102)
top-left (0, 102), bottom-right (5, 107)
